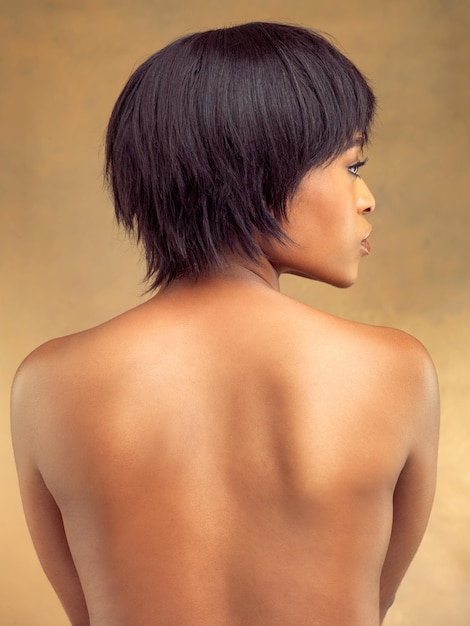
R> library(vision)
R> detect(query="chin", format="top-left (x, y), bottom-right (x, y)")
top-left (325, 266), bottom-right (360, 289)
top-left (282, 266), bottom-right (358, 288)
top-left (310, 270), bottom-right (358, 289)
top-left (330, 276), bottom-right (357, 289)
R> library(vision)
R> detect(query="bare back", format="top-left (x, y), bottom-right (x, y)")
top-left (11, 278), bottom-right (439, 626)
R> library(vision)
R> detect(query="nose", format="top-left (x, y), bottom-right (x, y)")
top-left (357, 178), bottom-right (376, 215)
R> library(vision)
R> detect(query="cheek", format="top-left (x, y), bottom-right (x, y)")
top-left (287, 210), bottom-right (340, 253)
top-left (282, 186), bottom-right (352, 257)
top-left (284, 199), bottom-right (322, 241)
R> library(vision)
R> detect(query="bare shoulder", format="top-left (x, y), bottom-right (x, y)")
top-left (12, 336), bottom-right (78, 477)
top-left (341, 319), bottom-right (440, 427)
top-left (10, 331), bottom-right (110, 626)
top-left (273, 295), bottom-right (439, 444)
top-left (12, 305), bottom-right (139, 401)
top-left (12, 335), bottom-right (79, 430)
top-left (10, 300), bottom-right (167, 455)
top-left (12, 331), bottom-right (98, 418)
top-left (294, 298), bottom-right (437, 399)
top-left (11, 318), bottom-right (125, 453)
top-left (350, 320), bottom-right (438, 398)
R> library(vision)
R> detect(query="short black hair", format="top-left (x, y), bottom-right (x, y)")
top-left (105, 22), bottom-right (376, 289)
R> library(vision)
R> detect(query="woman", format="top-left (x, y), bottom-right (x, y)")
top-left (11, 22), bottom-right (439, 625)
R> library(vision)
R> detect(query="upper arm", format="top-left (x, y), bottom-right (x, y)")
top-left (379, 335), bottom-right (440, 620)
top-left (11, 350), bottom-right (90, 626)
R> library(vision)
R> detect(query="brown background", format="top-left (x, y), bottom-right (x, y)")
top-left (1, 1), bottom-right (469, 624)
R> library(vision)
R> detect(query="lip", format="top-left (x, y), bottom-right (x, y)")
top-left (360, 230), bottom-right (372, 255)
top-left (360, 239), bottom-right (371, 254)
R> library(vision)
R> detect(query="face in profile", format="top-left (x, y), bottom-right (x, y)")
top-left (264, 142), bottom-right (376, 288)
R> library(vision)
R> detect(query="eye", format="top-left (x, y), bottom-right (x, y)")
top-left (348, 158), bottom-right (368, 178)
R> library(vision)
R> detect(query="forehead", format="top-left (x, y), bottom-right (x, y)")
top-left (345, 134), bottom-right (365, 151)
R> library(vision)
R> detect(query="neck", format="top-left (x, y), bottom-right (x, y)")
top-left (158, 256), bottom-right (282, 296)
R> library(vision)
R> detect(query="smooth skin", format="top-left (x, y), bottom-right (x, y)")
top-left (11, 143), bottom-right (439, 626)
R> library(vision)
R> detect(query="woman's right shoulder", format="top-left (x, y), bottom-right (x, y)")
top-left (294, 298), bottom-right (434, 369)
top-left (279, 297), bottom-right (439, 411)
